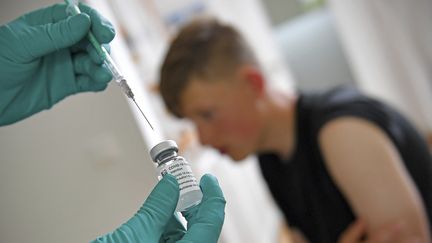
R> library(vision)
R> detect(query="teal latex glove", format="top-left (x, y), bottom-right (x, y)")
top-left (93, 174), bottom-right (226, 243)
top-left (0, 3), bottom-right (115, 126)
top-left (160, 174), bottom-right (226, 243)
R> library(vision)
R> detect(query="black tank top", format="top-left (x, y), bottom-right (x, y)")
top-left (258, 86), bottom-right (432, 243)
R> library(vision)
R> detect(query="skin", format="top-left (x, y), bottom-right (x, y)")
top-left (180, 66), bottom-right (297, 161)
top-left (178, 64), bottom-right (430, 242)
top-left (338, 218), bottom-right (422, 243)
top-left (320, 117), bottom-right (430, 242)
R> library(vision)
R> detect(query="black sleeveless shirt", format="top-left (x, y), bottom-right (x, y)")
top-left (258, 86), bottom-right (432, 243)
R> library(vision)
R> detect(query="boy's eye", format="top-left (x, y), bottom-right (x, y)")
top-left (198, 110), bottom-right (215, 120)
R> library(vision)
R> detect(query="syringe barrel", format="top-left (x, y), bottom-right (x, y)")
top-left (65, 0), bottom-right (133, 99)
top-left (101, 50), bottom-right (134, 98)
top-left (102, 50), bottom-right (124, 83)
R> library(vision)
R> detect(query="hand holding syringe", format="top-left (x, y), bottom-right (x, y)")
top-left (64, 0), bottom-right (154, 130)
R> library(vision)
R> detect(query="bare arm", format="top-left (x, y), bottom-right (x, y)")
top-left (319, 117), bottom-right (430, 242)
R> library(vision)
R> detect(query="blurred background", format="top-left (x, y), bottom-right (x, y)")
top-left (0, 0), bottom-right (431, 242)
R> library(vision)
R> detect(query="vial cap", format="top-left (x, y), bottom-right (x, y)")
top-left (150, 140), bottom-right (178, 162)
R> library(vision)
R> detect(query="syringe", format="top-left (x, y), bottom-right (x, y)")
top-left (64, 0), bottom-right (154, 130)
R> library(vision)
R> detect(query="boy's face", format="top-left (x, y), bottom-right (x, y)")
top-left (179, 75), bottom-right (263, 161)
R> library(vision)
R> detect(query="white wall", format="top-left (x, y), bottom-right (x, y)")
top-left (329, 0), bottom-right (432, 133)
top-left (0, 1), bottom-right (157, 242)
top-left (274, 8), bottom-right (356, 91)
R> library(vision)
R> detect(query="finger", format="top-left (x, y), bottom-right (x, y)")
top-left (26, 14), bottom-right (90, 58)
top-left (79, 3), bottom-right (115, 44)
top-left (70, 39), bottom-right (110, 57)
top-left (73, 53), bottom-right (112, 84)
top-left (159, 213), bottom-right (186, 243)
top-left (183, 174), bottom-right (226, 223)
top-left (86, 43), bottom-right (102, 64)
top-left (39, 3), bottom-right (114, 53)
top-left (86, 43), bottom-right (111, 64)
top-left (195, 174), bottom-right (226, 226)
top-left (111, 175), bottom-right (179, 242)
top-left (182, 174), bottom-right (225, 223)
top-left (338, 219), bottom-right (366, 243)
top-left (135, 175), bottom-right (180, 232)
top-left (201, 174), bottom-right (225, 201)
top-left (51, 3), bottom-right (115, 44)
top-left (75, 75), bottom-right (108, 92)
top-left (181, 174), bottom-right (226, 243)
top-left (24, 4), bottom-right (68, 25)
top-left (51, 4), bottom-right (71, 22)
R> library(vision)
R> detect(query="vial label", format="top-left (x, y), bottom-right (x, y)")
top-left (159, 157), bottom-right (200, 195)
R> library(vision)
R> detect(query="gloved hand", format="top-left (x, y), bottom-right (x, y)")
top-left (92, 174), bottom-right (226, 243)
top-left (161, 174), bottom-right (226, 243)
top-left (0, 3), bottom-right (115, 126)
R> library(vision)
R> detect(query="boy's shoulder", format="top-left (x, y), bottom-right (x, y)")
top-left (299, 85), bottom-right (373, 117)
top-left (301, 85), bottom-right (368, 110)
top-left (297, 85), bottom-right (396, 134)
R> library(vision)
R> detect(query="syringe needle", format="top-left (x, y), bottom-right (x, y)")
top-left (64, 0), bottom-right (155, 131)
top-left (132, 98), bottom-right (154, 130)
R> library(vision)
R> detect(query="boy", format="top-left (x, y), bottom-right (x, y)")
top-left (159, 17), bottom-right (432, 242)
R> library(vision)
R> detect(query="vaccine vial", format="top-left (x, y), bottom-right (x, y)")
top-left (150, 140), bottom-right (203, 212)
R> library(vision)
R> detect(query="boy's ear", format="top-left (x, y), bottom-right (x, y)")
top-left (238, 65), bottom-right (265, 97)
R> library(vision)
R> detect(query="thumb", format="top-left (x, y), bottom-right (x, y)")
top-left (136, 174), bottom-right (180, 231)
top-left (181, 174), bottom-right (225, 243)
top-left (29, 13), bottom-right (90, 57)
top-left (91, 176), bottom-right (179, 242)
